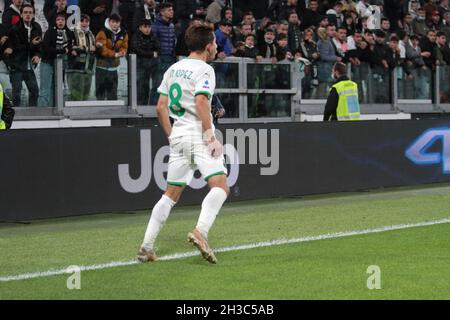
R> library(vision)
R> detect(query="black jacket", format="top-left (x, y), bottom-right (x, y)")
top-left (130, 30), bottom-right (160, 66)
top-left (41, 27), bottom-right (74, 64)
top-left (1, 5), bottom-right (21, 34)
top-left (4, 21), bottom-right (42, 72)
top-left (1, 92), bottom-right (15, 130)
top-left (324, 75), bottom-right (349, 121)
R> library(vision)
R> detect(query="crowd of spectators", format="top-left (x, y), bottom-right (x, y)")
top-left (1, 0), bottom-right (450, 107)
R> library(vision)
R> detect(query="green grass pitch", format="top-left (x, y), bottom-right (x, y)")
top-left (1, 183), bottom-right (450, 299)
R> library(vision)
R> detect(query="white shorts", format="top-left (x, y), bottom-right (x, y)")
top-left (166, 136), bottom-right (227, 186)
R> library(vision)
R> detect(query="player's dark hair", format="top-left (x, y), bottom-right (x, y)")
top-left (185, 24), bottom-right (215, 52)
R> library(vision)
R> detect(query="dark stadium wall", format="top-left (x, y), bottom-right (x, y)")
top-left (2, 119), bottom-right (450, 221)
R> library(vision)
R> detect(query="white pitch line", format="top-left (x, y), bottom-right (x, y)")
top-left (1, 218), bottom-right (450, 282)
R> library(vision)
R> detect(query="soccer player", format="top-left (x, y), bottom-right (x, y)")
top-left (137, 23), bottom-right (229, 264)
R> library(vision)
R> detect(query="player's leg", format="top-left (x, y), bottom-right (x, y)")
top-left (196, 174), bottom-right (229, 239)
top-left (138, 140), bottom-right (194, 262)
top-left (138, 184), bottom-right (185, 262)
top-left (188, 145), bottom-right (229, 263)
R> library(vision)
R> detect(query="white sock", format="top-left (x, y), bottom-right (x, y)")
top-left (196, 187), bottom-right (228, 239)
top-left (141, 195), bottom-right (176, 250)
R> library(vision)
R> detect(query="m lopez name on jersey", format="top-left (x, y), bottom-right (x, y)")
top-left (169, 69), bottom-right (194, 80)
top-left (118, 128), bottom-right (280, 193)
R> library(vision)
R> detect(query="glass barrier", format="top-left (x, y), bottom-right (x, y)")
top-left (296, 61), bottom-right (319, 100)
top-left (248, 93), bottom-right (291, 118)
top-left (64, 55), bottom-right (128, 106)
top-left (397, 65), bottom-right (432, 100)
top-left (135, 57), bottom-right (159, 107)
top-left (439, 65), bottom-right (450, 104)
top-left (0, 59), bottom-right (42, 107)
top-left (247, 63), bottom-right (291, 90)
top-left (351, 63), bottom-right (392, 104)
top-left (211, 61), bottom-right (239, 89)
top-left (312, 61), bottom-right (334, 99)
top-left (215, 93), bottom-right (240, 119)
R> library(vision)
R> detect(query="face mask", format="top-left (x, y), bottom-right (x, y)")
top-left (331, 71), bottom-right (336, 80)
top-left (418, 16), bottom-right (425, 21)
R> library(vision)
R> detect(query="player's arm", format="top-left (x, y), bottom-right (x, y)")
top-left (156, 94), bottom-right (172, 138)
top-left (195, 94), bottom-right (222, 158)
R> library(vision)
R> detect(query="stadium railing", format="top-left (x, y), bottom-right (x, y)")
top-left (10, 55), bottom-right (450, 123)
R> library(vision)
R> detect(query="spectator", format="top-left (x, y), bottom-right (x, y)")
top-left (424, 0), bottom-right (439, 22)
top-left (4, 3), bottom-right (42, 107)
top-left (83, 0), bottom-right (112, 36)
top-left (191, 0), bottom-right (209, 20)
top-left (412, 7), bottom-right (429, 38)
top-left (409, 1), bottom-right (422, 19)
top-left (151, 2), bottom-right (176, 104)
top-left (206, 0), bottom-right (226, 24)
top-left (402, 13), bottom-right (415, 37)
top-left (38, 12), bottom-right (74, 107)
top-left (380, 18), bottom-right (392, 43)
top-left (44, 0), bottom-right (69, 29)
top-left (130, 19), bottom-right (159, 106)
top-left (233, 23), bottom-right (253, 47)
top-left (279, 0), bottom-right (299, 22)
top-left (215, 19), bottom-right (233, 59)
top-left (175, 17), bottom-right (203, 56)
top-left (241, 11), bottom-right (256, 30)
top-left (301, 0), bottom-right (321, 31)
top-left (326, 1), bottom-right (345, 29)
top-left (287, 11), bottom-right (302, 53)
top-left (343, 12), bottom-right (357, 36)
top-left (428, 10), bottom-right (443, 31)
top-left (276, 19), bottom-right (289, 37)
top-left (406, 34), bottom-right (427, 69)
top-left (317, 27), bottom-right (338, 98)
top-left (442, 12), bottom-right (450, 38)
top-left (133, 0), bottom-right (157, 34)
top-left (371, 30), bottom-right (395, 103)
top-left (234, 34), bottom-right (258, 58)
top-left (332, 27), bottom-right (348, 62)
top-left (438, 0), bottom-right (450, 17)
top-left (221, 6), bottom-right (234, 23)
top-left (363, 29), bottom-right (375, 47)
top-left (95, 13), bottom-right (128, 101)
top-left (172, 0), bottom-right (197, 33)
top-left (0, 23), bottom-right (12, 98)
top-left (420, 30), bottom-right (438, 69)
top-left (2, 0), bottom-right (23, 33)
top-left (297, 28), bottom-right (319, 98)
top-left (347, 29), bottom-right (362, 50)
top-left (267, 0), bottom-right (286, 22)
top-left (276, 33), bottom-right (292, 61)
top-left (66, 14), bottom-right (97, 101)
top-left (257, 28), bottom-right (278, 64)
top-left (444, 36), bottom-right (450, 64)
top-left (118, 0), bottom-right (137, 35)
top-left (384, 0), bottom-right (406, 32)
top-left (355, 0), bottom-right (370, 18)
top-left (215, 19), bottom-right (233, 87)
top-left (436, 31), bottom-right (448, 65)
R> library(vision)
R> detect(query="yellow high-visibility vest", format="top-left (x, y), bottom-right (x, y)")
top-left (331, 80), bottom-right (361, 121)
top-left (0, 84), bottom-right (5, 130)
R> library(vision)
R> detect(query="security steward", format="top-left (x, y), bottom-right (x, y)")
top-left (323, 62), bottom-right (360, 121)
top-left (0, 84), bottom-right (15, 130)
